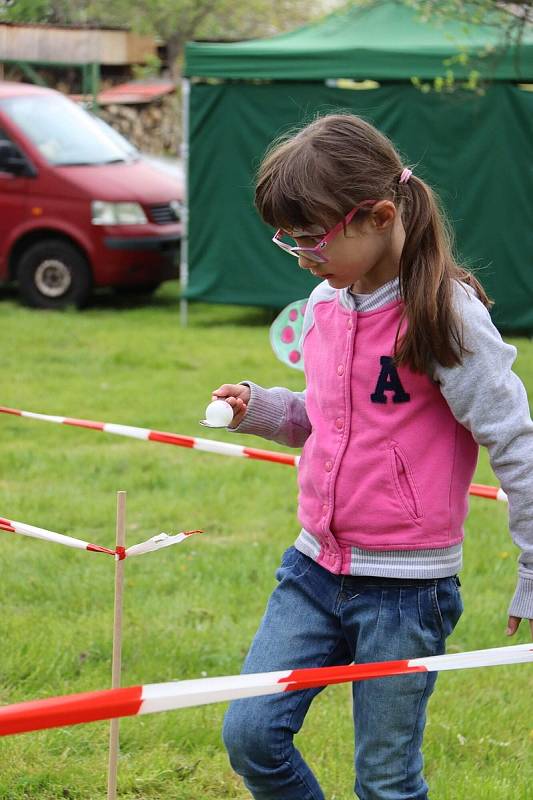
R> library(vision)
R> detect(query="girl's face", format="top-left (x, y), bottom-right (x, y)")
top-left (290, 201), bottom-right (404, 293)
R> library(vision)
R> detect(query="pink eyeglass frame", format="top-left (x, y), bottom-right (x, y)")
top-left (272, 199), bottom-right (377, 264)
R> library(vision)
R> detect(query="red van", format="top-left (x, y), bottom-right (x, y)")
top-left (0, 82), bottom-right (183, 308)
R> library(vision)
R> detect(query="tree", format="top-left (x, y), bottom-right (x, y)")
top-left (402, 1), bottom-right (532, 90)
top-left (2, 0), bottom-right (531, 84)
top-left (406, 4), bottom-right (532, 58)
top-left (112, 0), bottom-right (342, 78)
top-left (1, 0), bottom-right (343, 77)
top-left (0, 0), bottom-right (90, 23)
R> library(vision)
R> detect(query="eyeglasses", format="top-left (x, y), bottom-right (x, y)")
top-left (272, 200), bottom-right (377, 264)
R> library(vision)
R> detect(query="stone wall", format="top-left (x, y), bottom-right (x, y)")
top-left (97, 92), bottom-right (181, 156)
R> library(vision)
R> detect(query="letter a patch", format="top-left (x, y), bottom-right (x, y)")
top-left (370, 356), bottom-right (410, 404)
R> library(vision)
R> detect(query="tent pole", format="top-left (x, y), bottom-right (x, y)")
top-left (180, 77), bottom-right (190, 326)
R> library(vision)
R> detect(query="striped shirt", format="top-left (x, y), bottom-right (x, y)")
top-left (348, 277), bottom-right (400, 312)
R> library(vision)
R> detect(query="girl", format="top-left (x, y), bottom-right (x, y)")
top-left (213, 114), bottom-right (533, 800)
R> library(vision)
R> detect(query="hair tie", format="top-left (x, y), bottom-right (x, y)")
top-left (399, 168), bottom-right (413, 184)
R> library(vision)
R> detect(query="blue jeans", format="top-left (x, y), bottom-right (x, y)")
top-left (223, 547), bottom-right (463, 800)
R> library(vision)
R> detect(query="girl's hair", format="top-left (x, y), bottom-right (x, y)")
top-left (255, 113), bottom-right (491, 374)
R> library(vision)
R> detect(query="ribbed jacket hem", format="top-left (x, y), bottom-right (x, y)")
top-left (295, 529), bottom-right (462, 579)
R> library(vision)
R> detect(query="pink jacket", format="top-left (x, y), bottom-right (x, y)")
top-left (298, 296), bottom-right (479, 573)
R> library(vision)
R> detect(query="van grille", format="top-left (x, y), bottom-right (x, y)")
top-left (149, 203), bottom-right (181, 224)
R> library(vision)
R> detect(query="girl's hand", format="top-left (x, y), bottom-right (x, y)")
top-left (506, 615), bottom-right (533, 639)
top-left (212, 384), bottom-right (250, 428)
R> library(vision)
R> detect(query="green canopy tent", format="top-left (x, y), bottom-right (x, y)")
top-left (182, 1), bottom-right (533, 331)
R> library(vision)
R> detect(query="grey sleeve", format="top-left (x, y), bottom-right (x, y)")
top-left (228, 286), bottom-right (327, 448)
top-left (230, 381), bottom-right (311, 448)
top-left (433, 286), bottom-right (533, 619)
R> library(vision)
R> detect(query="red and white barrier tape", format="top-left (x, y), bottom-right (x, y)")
top-left (0, 516), bottom-right (203, 559)
top-left (469, 483), bottom-right (508, 502)
top-left (0, 643), bottom-right (531, 737)
top-left (0, 406), bottom-right (508, 501)
top-left (0, 405), bottom-right (296, 467)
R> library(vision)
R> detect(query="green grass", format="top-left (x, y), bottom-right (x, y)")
top-left (0, 283), bottom-right (532, 799)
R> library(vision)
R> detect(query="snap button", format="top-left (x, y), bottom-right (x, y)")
top-left (337, 364), bottom-right (344, 376)
top-left (322, 504), bottom-right (328, 514)
top-left (335, 418), bottom-right (343, 430)
top-left (325, 460), bottom-right (333, 472)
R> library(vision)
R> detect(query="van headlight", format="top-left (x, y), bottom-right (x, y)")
top-left (91, 201), bottom-right (147, 225)
top-left (169, 199), bottom-right (182, 219)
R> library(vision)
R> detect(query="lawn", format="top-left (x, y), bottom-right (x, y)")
top-left (0, 284), bottom-right (532, 799)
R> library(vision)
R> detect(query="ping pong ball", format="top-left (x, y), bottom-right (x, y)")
top-left (205, 399), bottom-right (234, 427)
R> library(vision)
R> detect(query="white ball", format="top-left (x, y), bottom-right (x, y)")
top-left (205, 399), bottom-right (234, 427)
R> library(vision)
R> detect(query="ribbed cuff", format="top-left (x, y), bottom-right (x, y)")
top-left (508, 576), bottom-right (533, 619)
top-left (229, 381), bottom-right (286, 439)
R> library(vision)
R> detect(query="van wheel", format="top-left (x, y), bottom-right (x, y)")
top-left (17, 239), bottom-right (91, 309)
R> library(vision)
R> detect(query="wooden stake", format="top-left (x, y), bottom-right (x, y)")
top-left (107, 491), bottom-right (126, 800)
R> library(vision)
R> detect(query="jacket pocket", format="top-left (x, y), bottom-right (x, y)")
top-left (388, 441), bottom-right (423, 521)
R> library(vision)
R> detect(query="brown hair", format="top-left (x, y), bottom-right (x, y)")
top-left (255, 113), bottom-right (491, 374)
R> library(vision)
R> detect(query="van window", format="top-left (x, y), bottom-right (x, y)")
top-left (0, 94), bottom-right (132, 167)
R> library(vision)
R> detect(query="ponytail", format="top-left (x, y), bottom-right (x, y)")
top-left (395, 176), bottom-right (491, 374)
